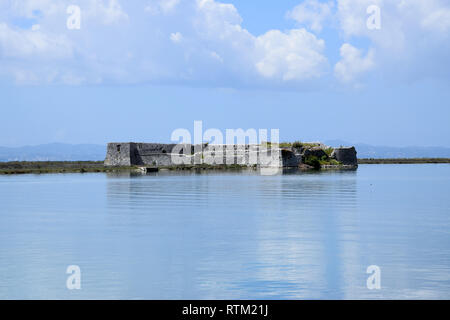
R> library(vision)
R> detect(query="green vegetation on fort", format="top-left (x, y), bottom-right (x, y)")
top-left (303, 155), bottom-right (342, 170)
top-left (303, 155), bottom-right (321, 169)
top-left (265, 141), bottom-right (323, 149)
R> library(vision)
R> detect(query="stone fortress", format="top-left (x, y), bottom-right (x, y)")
top-left (104, 142), bottom-right (358, 169)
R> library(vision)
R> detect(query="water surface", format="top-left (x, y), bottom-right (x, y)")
top-left (0, 164), bottom-right (449, 299)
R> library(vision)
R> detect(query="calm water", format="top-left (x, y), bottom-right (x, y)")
top-left (0, 164), bottom-right (449, 299)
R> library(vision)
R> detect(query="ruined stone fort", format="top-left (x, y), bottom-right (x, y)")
top-left (104, 142), bottom-right (357, 169)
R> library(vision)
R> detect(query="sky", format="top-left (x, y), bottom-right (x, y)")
top-left (1, 0), bottom-right (450, 147)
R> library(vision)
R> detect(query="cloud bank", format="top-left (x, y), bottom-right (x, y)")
top-left (0, 0), bottom-right (449, 87)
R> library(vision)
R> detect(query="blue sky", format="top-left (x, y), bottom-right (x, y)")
top-left (1, 0), bottom-right (449, 147)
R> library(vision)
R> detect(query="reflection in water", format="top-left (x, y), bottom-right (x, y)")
top-left (0, 165), bottom-right (449, 299)
top-left (105, 169), bottom-right (359, 299)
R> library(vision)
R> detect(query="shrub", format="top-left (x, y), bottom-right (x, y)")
top-left (279, 142), bottom-right (292, 148)
top-left (304, 155), bottom-right (321, 169)
top-left (324, 147), bottom-right (334, 157)
top-left (319, 158), bottom-right (341, 166)
top-left (292, 141), bottom-right (303, 149)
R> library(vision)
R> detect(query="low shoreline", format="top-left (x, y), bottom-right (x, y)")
top-left (0, 158), bottom-right (449, 175)
top-left (0, 161), bottom-right (110, 175)
top-left (358, 158), bottom-right (450, 164)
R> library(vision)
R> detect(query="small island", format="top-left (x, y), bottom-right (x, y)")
top-left (104, 142), bottom-right (358, 171)
top-left (1, 143), bottom-right (450, 175)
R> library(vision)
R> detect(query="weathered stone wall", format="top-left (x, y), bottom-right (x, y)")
top-left (105, 142), bottom-right (355, 168)
top-left (331, 147), bottom-right (358, 165)
top-left (105, 143), bottom-right (300, 167)
top-left (104, 143), bottom-right (133, 166)
top-left (132, 143), bottom-right (178, 166)
top-left (281, 149), bottom-right (302, 167)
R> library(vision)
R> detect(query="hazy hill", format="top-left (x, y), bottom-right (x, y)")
top-left (0, 143), bottom-right (106, 162)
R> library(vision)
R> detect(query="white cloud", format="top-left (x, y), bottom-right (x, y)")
top-left (2, 0), bottom-right (449, 87)
top-left (161, 0), bottom-right (181, 13)
top-left (417, 3), bottom-right (450, 33)
top-left (288, 0), bottom-right (334, 33)
top-left (0, 0), bottom-right (329, 87)
top-left (335, 0), bottom-right (450, 81)
top-left (334, 43), bottom-right (374, 83)
top-left (335, 0), bottom-right (450, 49)
top-left (170, 31), bottom-right (183, 43)
top-left (0, 23), bottom-right (73, 59)
top-left (7, 0), bottom-right (128, 25)
top-left (255, 29), bottom-right (327, 81)
top-left (145, 0), bottom-right (180, 15)
top-left (190, 0), bottom-right (329, 84)
top-left (8, 0), bottom-right (65, 18)
top-left (210, 51), bottom-right (223, 63)
top-left (94, 0), bottom-right (129, 25)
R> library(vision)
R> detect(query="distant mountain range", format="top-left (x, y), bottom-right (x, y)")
top-left (0, 143), bottom-right (106, 162)
top-left (0, 142), bottom-right (450, 162)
